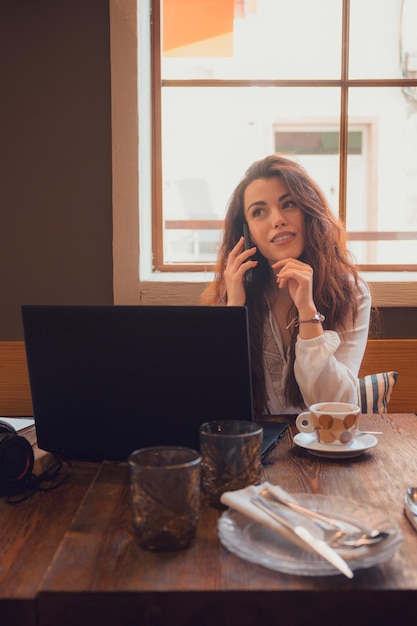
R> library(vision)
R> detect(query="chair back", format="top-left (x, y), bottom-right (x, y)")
top-left (359, 339), bottom-right (417, 413)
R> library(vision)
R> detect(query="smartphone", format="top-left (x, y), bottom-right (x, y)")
top-left (243, 222), bottom-right (253, 297)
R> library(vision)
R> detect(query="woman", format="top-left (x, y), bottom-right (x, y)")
top-left (201, 154), bottom-right (371, 417)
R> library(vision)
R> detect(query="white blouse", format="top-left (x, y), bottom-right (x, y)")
top-left (263, 279), bottom-right (371, 415)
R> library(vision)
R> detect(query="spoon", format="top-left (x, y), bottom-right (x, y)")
top-left (252, 496), bottom-right (389, 551)
top-left (356, 431), bottom-right (383, 436)
top-left (333, 430), bottom-right (383, 444)
top-left (404, 487), bottom-right (417, 531)
top-left (259, 487), bottom-right (390, 545)
top-left (405, 487), bottom-right (417, 517)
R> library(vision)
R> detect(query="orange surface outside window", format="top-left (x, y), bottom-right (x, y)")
top-left (163, 0), bottom-right (235, 56)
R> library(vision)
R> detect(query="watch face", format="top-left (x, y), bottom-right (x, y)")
top-left (295, 312), bottom-right (325, 326)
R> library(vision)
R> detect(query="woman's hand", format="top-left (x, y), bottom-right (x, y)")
top-left (272, 257), bottom-right (317, 319)
top-left (224, 237), bottom-right (258, 306)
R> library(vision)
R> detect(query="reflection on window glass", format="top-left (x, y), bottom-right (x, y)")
top-left (347, 86), bottom-right (417, 266)
top-left (349, 0), bottom-right (403, 79)
top-left (400, 0), bottom-right (417, 101)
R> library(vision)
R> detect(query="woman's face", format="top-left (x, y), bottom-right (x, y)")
top-left (243, 176), bottom-right (305, 264)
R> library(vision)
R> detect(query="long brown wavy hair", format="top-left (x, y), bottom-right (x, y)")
top-left (201, 154), bottom-right (363, 415)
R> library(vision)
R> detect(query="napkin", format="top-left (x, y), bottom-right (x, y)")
top-left (220, 482), bottom-right (326, 555)
top-left (0, 418), bottom-right (35, 432)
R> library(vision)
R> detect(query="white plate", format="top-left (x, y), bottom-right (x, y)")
top-left (218, 494), bottom-right (402, 576)
top-left (293, 432), bottom-right (378, 458)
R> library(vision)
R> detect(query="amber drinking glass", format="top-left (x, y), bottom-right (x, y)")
top-left (199, 420), bottom-right (262, 508)
top-left (128, 446), bottom-right (201, 551)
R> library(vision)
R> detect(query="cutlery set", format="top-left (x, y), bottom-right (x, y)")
top-left (253, 493), bottom-right (390, 548)
top-left (251, 495), bottom-right (355, 579)
top-left (248, 483), bottom-right (395, 578)
top-left (259, 485), bottom-right (390, 545)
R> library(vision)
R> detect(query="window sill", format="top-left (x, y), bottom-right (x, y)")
top-left (113, 279), bottom-right (417, 308)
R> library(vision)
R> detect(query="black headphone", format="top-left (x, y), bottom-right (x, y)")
top-left (0, 419), bottom-right (34, 494)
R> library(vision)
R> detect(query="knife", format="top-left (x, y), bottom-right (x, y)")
top-left (251, 496), bottom-right (354, 579)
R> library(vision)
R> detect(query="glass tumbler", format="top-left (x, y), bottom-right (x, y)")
top-left (199, 420), bottom-right (263, 508)
top-left (128, 446), bottom-right (201, 551)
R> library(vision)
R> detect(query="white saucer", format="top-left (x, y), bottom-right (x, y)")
top-left (293, 432), bottom-right (378, 458)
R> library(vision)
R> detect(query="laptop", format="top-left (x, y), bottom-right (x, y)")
top-left (21, 305), bottom-right (287, 462)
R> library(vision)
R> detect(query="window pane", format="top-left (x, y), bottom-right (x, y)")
top-left (162, 0), bottom-right (342, 80)
top-left (346, 87), bottom-right (417, 266)
top-left (349, 0), bottom-right (407, 79)
top-left (161, 87), bottom-right (340, 264)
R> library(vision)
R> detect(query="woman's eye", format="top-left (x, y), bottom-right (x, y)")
top-left (283, 200), bottom-right (297, 210)
top-left (252, 208), bottom-right (263, 217)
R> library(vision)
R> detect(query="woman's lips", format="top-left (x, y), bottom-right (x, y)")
top-left (271, 232), bottom-right (296, 244)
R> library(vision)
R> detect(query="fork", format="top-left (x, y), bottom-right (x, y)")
top-left (258, 487), bottom-right (391, 547)
top-left (253, 495), bottom-right (390, 549)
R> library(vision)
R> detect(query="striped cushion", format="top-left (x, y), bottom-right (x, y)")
top-left (357, 371), bottom-right (398, 414)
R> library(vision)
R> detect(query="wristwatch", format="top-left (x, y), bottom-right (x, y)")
top-left (296, 312), bottom-right (325, 326)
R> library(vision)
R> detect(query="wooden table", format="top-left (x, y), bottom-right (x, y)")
top-left (1, 414), bottom-right (417, 626)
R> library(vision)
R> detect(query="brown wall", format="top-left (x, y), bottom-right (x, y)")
top-left (0, 0), bottom-right (113, 340)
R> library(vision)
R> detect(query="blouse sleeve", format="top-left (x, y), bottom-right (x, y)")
top-left (293, 279), bottom-right (371, 407)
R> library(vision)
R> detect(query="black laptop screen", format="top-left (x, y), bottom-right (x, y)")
top-left (22, 305), bottom-right (254, 461)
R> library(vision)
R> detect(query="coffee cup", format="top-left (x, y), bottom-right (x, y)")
top-left (296, 402), bottom-right (361, 445)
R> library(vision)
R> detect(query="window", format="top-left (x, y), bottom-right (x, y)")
top-left (148, 0), bottom-right (417, 273)
top-left (110, 0), bottom-right (417, 306)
